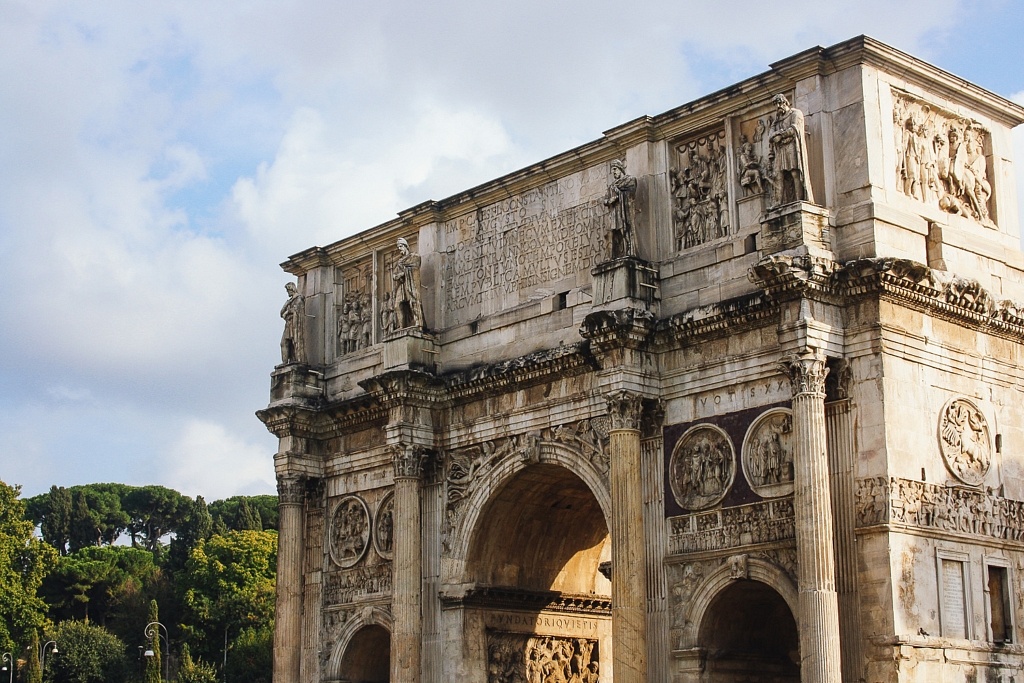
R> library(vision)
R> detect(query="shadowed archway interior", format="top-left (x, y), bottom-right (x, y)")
top-left (466, 463), bottom-right (610, 595)
top-left (337, 624), bottom-right (390, 683)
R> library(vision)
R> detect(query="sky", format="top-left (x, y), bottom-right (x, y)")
top-left (2, 0), bottom-right (1023, 501)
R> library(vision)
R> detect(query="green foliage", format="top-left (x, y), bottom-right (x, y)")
top-left (176, 643), bottom-right (217, 683)
top-left (208, 496), bottom-right (278, 532)
top-left (167, 497), bottom-right (213, 575)
top-left (223, 625), bottom-right (272, 683)
top-left (25, 487), bottom-right (72, 556)
top-left (44, 620), bottom-right (128, 683)
top-left (67, 486), bottom-right (131, 551)
top-left (22, 630), bottom-right (41, 683)
top-left (142, 600), bottom-right (161, 683)
top-left (180, 530), bottom-right (277, 661)
top-left (0, 481), bottom-right (57, 655)
top-left (122, 487), bottom-right (189, 551)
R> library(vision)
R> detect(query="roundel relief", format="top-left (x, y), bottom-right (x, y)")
top-left (373, 491), bottom-right (394, 560)
top-left (742, 408), bottom-right (794, 498)
top-left (669, 424), bottom-right (735, 510)
top-left (938, 397), bottom-right (992, 486)
top-left (329, 495), bottom-right (370, 569)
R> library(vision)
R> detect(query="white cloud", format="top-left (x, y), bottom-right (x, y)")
top-left (162, 419), bottom-right (276, 500)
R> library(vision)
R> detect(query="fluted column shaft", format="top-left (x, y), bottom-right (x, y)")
top-left (273, 475), bottom-right (305, 683)
top-left (783, 351), bottom-right (842, 683)
top-left (391, 445), bottom-right (424, 683)
top-left (606, 391), bottom-right (647, 683)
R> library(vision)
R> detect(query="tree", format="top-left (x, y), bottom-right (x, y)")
top-left (0, 481), bottom-right (56, 657)
top-left (236, 499), bottom-right (261, 532)
top-left (142, 600), bottom-right (161, 683)
top-left (44, 620), bottom-right (128, 683)
top-left (22, 630), bottom-right (41, 683)
top-left (123, 486), bottom-right (188, 551)
top-left (223, 625), bottom-right (272, 683)
top-left (67, 486), bottom-right (131, 550)
top-left (208, 496), bottom-right (278, 532)
top-left (176, 643), bottom-right (217, 683)
top-left (24, 486), bottom-right (72, 556)
top-left (180, 530), bottom-right (277, 662)
top-left (167, 497), bottom-right (213, 574)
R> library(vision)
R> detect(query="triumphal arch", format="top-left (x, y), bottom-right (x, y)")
top-left (259, 36), bottom-right (1024, 682)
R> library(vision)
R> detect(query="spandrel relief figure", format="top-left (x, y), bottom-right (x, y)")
top-left (391, 237), bottom-right (424, 330)
top-left (280, 282), bottom-right (305, 364)
top-left (602, 159), bottom-right (638, 259)
top-left (767, 93), bottom-right (813, 207)
top-left (893, 91), bottom-right (995, 225)
top-left (669, 425), bottom-right (735, 510)
top-left (670, 132), bottom-right (730, 250)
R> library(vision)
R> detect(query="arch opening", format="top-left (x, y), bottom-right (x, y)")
top-left (466, 463), bottom-right (610, 595)
top-left (336, 624), bottom-right (390, 683)
top-left (698, 579), bottom-right (799, 683)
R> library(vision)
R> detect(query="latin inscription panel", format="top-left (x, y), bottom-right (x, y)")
top-left (440, 169), bottom-right (609, 327)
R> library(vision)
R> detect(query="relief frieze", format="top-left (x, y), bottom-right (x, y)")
top-left (337, 257), bottom-right (373, 355)
top-left (670, 130), bottom-right (730, 250)
top-left (667, 498), bottom-right (795, 554)
top-left (486, 631), bottom-right (600, 683)
top-left (893, 89), bottom-right (995, 226)
top-left (323, 563), bottom-right (393, 605)
top-left (856, 476), bottom-right (1024, 541)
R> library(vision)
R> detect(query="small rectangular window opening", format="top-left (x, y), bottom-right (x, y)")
top-left (555, 291), bottom-right (568, 311)
top-left (988, 565), bottom-right (1012, 644)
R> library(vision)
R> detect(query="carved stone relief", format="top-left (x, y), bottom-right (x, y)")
top-left (742, 408), bottom-right (795, 497)
top-left (280, 282), bottom-right (306, 364)
top-left (329, 495), bottom-right (371, 569)
top-left (893, 90), bottom-right (995, 226)
top-left (670, 130), bottom-right (730, 250)
top-left (337, 258), bottom-right (373, 355)
top-left (668, 498), bottom-right (795, 554)
top-left (855, 476), bottom-right (1024, 541)
top-left (938, 397), bottom-right (992, 486)
top-left (602, 159), bottom-right (638, 259)
top-left (388, 237), bottom-right (424, 331)
top-left (323, 563), bottom-right (393, 605)
top-left (668, 424), bottom-right (735, 510)
top-left (765, 93), bottom-right (813, 208)
top-left (320, 608), bottom-right (355, 673)
top-left (486, 631), bottom-right (600, 683)
top-left (373, 491), bottom-right (394, 560)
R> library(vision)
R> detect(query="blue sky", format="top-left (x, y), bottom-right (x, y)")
top-left (1, 0), bottom-right (1023, 500)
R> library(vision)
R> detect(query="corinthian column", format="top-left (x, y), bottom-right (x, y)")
top-left (781, 349), bottom-right (842, 683)
top-left (273, 474), bottom-right (305, 683)
top-left (390, 444), bottom-right (425, 683)
top-left (605, 390), bottom-right (647, 683)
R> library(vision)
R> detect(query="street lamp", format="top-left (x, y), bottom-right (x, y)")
top-left (144, 621), bottom-right (170, 681)
top-left (40, 641), bottom-right (58, 671)
top-left (1, 652), bottom-right (13, 683)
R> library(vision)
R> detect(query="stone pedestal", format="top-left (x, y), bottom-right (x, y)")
top-left (592, 257), bottom-right (659, 310)
top-left (269, 364), bottom-right (324, 405)
top-left (782, 350), bottom-right (842, 683)
top-left (383, 329), bottom-right (438, 372)
top-left (391, 445), bottom-right (425, 683)
top-left (606, 390), bottom-right (648, 683)
top-left (273, 475), bottom-right (305, 683)
top-left (760, 202), bottom-right (832, 257)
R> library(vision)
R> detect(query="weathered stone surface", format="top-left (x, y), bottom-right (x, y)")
top-left (263, 36), bottom-right (1024, 683)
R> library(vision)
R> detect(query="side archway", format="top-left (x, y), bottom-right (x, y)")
top-left (325, 607), bottom-right (394, 683)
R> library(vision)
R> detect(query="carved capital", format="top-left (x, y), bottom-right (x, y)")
top-left (389, 443), bottom-right (426, 480)
top-left (779, 349), bottom-right (828, 396)
top-left (277, 474), bottom-right (305, 506)
top-left (605, 390), bottom-right (644, 431)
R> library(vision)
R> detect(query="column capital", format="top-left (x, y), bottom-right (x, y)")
top-left (780, 348), bottom-right (829, 397)
top-left (389, 443), bottom-right (427, 480)
top-left (277, 474), bottom-right (305, 506)
top-left (605, 390), bottom-right (644, 432)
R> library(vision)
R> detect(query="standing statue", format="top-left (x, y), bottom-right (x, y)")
top-left (602, 159), bottom-right (638, 259)
top-left (280, 282), bottom-right (305, 364)
top-left (392, 237), bottom-right (424, 330)
top-left (767, 93), bottom-right (814, 207)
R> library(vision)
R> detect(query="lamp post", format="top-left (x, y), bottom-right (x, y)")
top-left (40, 641), bottom-right (58, 671)
top-left (144, 621), bottom-right (170, 681)
top-left (1, 652), bottom-right (13, 683)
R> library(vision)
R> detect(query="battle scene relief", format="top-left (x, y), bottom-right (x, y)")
top-left (486, 631), bottom-right (599, 683)
top-left (670, 130), bottom-right (730, 250)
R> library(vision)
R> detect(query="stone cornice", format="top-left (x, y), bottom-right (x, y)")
top-left (358, 369), bottom-right (448, 410)
top-left (661, 292), bottom-right (779, 347)
top-left (747, 254), bottom-right (843, 301)
top-left (579, 307), bottom-right (656, 355)
top-left (442, 342), bottom-right (598, 405)
top-left (439, 587), bottom-right (612, 615)
top-left (256, 405), bottom-right (324, 439)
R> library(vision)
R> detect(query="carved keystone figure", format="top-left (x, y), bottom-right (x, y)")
top-left (280, 282), bottom-right (305, 364)
top-left (767, 93), bottom-right (814, 207)
top-left (391, 237), bottom-right (424, 330)
top-left (602, 159), bottom-right (638, 259)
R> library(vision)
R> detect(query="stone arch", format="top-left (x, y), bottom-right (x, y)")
top-left (447, 439), bottom-right (612, 577)
top-left (680, 557), bottom-right (797, 648)
top-left (325, 607), bottom-right (394, 682)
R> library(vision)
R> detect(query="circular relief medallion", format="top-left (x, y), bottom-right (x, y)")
top-left (742, 408), bottom-right (795, 498)
top-left (373, 491), bottom-right (395, 560)
top-left (669, 424), bottom-right (735, 510)
top-left (329, 495), bottom-right (370, 569)
top-left (938, 397), bottom-right (992, 486)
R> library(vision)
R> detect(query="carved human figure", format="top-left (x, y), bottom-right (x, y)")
top-left (767, 93), bottom-right (814, 206)
top-left (280, 282), bottom-right (305, 364)
top-left (738, 133), bottom-right (765, 196)
top-left (338, 301), bottom-right (352, 354)
top-left (602, 159), bottom-right (638, 258)
top-left (391, 237), bottom-right (424, 329)
top-left (380, 291), bottom-right (397, 336)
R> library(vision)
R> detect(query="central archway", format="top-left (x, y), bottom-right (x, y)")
top-left (463, 462), bottom-right (611, 682)
top-left (698, 580), bottom-right (799, 683)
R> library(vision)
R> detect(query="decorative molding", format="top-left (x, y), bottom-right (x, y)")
top-left (779, 348), bottom-right (828, 396)
top-left (442, 586), bottom-right (611, 615)
top-left (390, 444), bottom-right (427, 480)
top-left (277, 475), bottom-right (306, 506)
top-left (668, 498), bottom-right (795, 555)
top-left (605, 390), bottom-right (644, 431)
